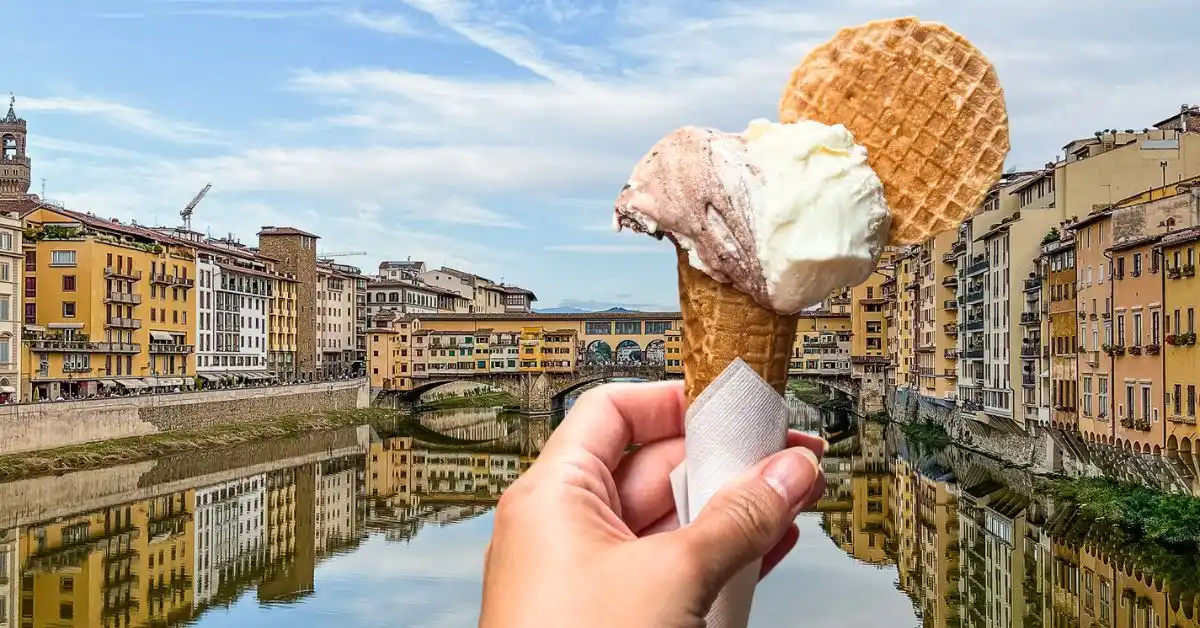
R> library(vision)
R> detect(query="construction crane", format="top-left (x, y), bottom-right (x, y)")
top-left (180, 183), bottom-right (212, 231)
top-left (318, 250), bottom-right (367, 258)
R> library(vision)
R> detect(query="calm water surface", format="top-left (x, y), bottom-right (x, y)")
top-left (3, 403), bottom-right (1199, 628)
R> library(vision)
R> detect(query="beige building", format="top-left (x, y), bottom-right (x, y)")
top-left (894, 247), bottom-right (918, 390)
top-left (0, 210), bottom-right (19, 401)
top-left (257, 227), bottom-right (319, 381)
top-left (267, 264), bottom-right (299, 380)
top-left (316, 261), bottom-right (360, 378)
top-left (915, 230), bottom-right (960, 405)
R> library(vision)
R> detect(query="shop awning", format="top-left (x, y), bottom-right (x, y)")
top-left (160, 378), bottom-right (184, 387)
top-left (142, 377), bottom-right (162, 387)
top-left (149, 331), bottom-right (175, 342)
top-left (118, 379), bottom-right (147, 389)
top-left (197, 373), bottom-right (222, 382)
top-left (0, 385), bottom-right (15, 393)
top-left (99, 380), bottom-right (119, 388)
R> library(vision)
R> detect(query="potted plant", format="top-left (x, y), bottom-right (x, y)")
top-left (1169, 266), bottom-right (1182, 279)
top-left (1129, 345), bottom-right (1142, 356)
top-left (1166, 334), bottom-right (1178, 346)
top-left (1184, 332), bottom-right (1198, 346)
top-left (1184, 263), bottom-right (1196, 277)
top-left (1146, 343), bottom-right (1161, 355)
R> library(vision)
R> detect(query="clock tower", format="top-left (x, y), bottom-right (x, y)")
top-left (0, 95), bottom-right (31, 198)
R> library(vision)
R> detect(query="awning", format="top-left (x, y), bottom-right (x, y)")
top-left (48, 323), bottom-right (84, 329)
top-left (99, 380), bottom-right (119, 388)
top-left (0, 385), bottom-right (15, 393)
top-left (160, 378), bottom-right (183, 387)
top-left (143, 377), bottom-right (161, 387)
top-left (118, 379), bottom-right (147, 389)
top-left (197, 373), bottom-right (222, 382)
top-left (150, 331), bottom-right (174, 342)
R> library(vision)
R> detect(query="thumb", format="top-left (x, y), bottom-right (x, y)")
top-left (670, 447), bottom-right (821, 597)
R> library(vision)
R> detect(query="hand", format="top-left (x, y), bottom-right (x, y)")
top-left (480, 381), bottom-right (827, 628)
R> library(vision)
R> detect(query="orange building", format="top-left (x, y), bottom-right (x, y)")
top-left (1068, 210), bottom-right (1114, 445)
top-left (1109, 234), bottom-right (1166, 453)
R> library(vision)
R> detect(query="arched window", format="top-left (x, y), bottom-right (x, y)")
top-left (1, 135), bottom-right (16, 160)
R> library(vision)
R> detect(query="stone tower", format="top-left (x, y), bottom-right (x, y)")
top-left (258, 226), bottom-right (320, 381)
top-left (0, 96), bottom-right (31, 198)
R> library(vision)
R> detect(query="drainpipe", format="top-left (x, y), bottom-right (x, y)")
top-left (1156, 246), bottom-right (1166, 454)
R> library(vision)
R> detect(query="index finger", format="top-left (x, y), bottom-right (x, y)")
top-left (540, 380), bottom-right (686, 470)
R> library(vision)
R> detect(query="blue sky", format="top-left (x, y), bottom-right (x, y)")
top-left (4, 0), bottom-right (1196, 310)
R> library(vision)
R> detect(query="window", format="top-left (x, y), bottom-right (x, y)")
top-left (0, 262), bottom-right (7, 282)
top-left (62, 275), bottom-right (76, 291)
top-left (0, 296), bottom-right (7, 322)
top-left (1126, 384), bottom-right (1135, 419)
top-left (62, 302), bottom-right (76, 317)
top-left (1176, 384), bottom-right (1183, 415)
top-left (50, 250), bottom-right (77, 266)
top-left (24, 303), bottom-right (35, 324)
top-left (0, 338), bottom-right (10, 364)
top-left (1133, 312), bottom-right (1142, 346)
top-left (0, 231), bottom-right (11, 252)
top-left (1152, 311), bottom-right (1161, 344)
top-left (1117, 314), bottom-right (1126, 345)
top-left (1133, 253), bottom-right (1142, 275)
top-left (1083, 377), bottom-right (1093, 416)
top-left (24, 276), bottom-right (34, 298)
top-left (1142, 386), bottom-right (1151, 421)
top-left (1190, 385), bottom-right (1197, 417)
top-left (1098, 378), bottom-right (1108, 416)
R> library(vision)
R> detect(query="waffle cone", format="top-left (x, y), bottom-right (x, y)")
top-left (779, 17), bottom-right (1009, 245)
top-left (676, 248), bottom-right (797, 403)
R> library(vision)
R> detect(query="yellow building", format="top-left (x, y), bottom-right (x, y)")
top-left (267, 264), bottom-right (299, 381)
top-left (1160, 226), bottom-right (1200, 479)
top-left (17, 491), bottom-right (194, 628)
top-left (21, 205), bottom-right (197, 400)
top-left (664, 329), bottom-right (682, 374)
top-left (894, 247), bottom-right (919, 389)
top-left (914, 230), bottom-right (961, 403)
top-left (792, 313), bottom-right (851, 376)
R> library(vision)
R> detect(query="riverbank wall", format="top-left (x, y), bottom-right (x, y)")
top-left (0, 378), bottom-right (370, 456)
top-left (884, 385), bottom-right (1196, 494)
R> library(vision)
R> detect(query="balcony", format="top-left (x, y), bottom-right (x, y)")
top-left (964, 318), bottom-right (984, 332)
top-left (943, 323), bottom-right (959, 335)
top-left (105, 291), bottom-right (143, 305)
top-left (905, 280), bottom-right (920, 291)
top-left (951, 239), bottom-right (966, 254)
top-left (26, 339), bottom-right (99, 352)
top-left (944, 369), bottom-right (957, 378)
top-left (965, 287), bottom-right (984, 303)
top-left (63, 364), bottom-right (93, 374)
top-left (942, 252), bottom-right (958, 264)
top-left (943, 299), bottom-right (959, 310)
top-left (1023, 277), bottom-right (1041, 292)
top-left (1020, 312), bottom-right (1040, 325)
top-left (964, 347), bottom-right (984, 359)
top-left (966, 256), bottom-right (989, 277)
top-left (1020, 345), bottom-right (1040, 358)
top-left (942, 275), bottom-right (958, 287)
top-left (945, 349), bottom-right (959, 359)
top-left (95, 342), bottom-right (141, 354)
top-left (149, 343), bottom-right (194, 354)
top-left (106, 317), bottom-right (142, 329)
top-left (150, 274), bottom-right (195, 288)
top-left (1169, 415), bottom-right (1198, 425)
top-left (829, 297), bottom-right (851, 306)
top-left (105, 267), bottom-right (142, 281)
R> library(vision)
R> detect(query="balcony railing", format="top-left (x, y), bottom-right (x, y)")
top-left (943, 323), bottom-right (959, 335)
top-left (945, 349), bottom-right (959, 359)
top-left (96, 342), bottom-right (141, 354)
top-left (26, 339), bottom-right (98, 352)
top-left (1023, 277), bottom-right (1041, 292)
top-left (942, 276), bottom-right (958, 287)
top-left (964, 347), bottom-right (984, 359)
top-left (106, 317), bottom-right (142, 329)
top-left (965, 288), bottom-right (984, 303)
top-left (944, 369), bottom-right (957, 378)
top-left (964, 318), bottom-right (984, 332)
top-left (1020, 312), bottom-right (1040, 325)
top-left (966, 256), bottom-right (989, 277)
top-left (105, 267), bottom-right (142, 281)
top-left (944, 299), bottom-right (959, 310)
top-left (105, 291), bottom-right (143, 305)
top-left (1020, 345), bottom-right (1040, 358)
top-left (149, 343), bottom-right (194, 354)
top-left (942, 252), bottom-right (958, 264)
top-left (63, 364), bottom-right (93, 373)
top-left (150, 274), bottom-right (195, 288)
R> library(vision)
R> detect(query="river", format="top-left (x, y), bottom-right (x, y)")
top-left (2, 402), bottom-right (1199, 628)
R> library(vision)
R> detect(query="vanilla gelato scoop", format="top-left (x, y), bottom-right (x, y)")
top-left (615, 120), bottom-right (892, 314)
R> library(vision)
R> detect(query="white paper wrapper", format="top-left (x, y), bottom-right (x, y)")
top-left (669, 358), bottom-right (789, 628)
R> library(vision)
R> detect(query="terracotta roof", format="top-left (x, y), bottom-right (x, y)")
top-left (1160, 226), bottom-right (1200, 248)
top-left (1108, 233), bottom-right (1162, 253)
top-left (26, 203), bottom-right (190, 247)
top-left (1067, 209), bottom-right (1113, 231)
top-left (411, 311), bottom-right (682, 322)
top-left (258, 226), bottom-right (319, 238)
top-left (214, 260), bottom-right (277, 280)
top-left (501, 285), bottom-right (538, 299)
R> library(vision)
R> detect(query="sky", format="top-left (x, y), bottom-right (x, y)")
top-left (4, 0), bottom-right (1197, 311)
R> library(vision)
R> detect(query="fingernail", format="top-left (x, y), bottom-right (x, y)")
top-left (820, 439), bottom-right (830, 456)
top-left (763, 448), bottom-right (821, 507)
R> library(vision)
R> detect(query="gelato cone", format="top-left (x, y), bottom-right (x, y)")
top-left (676, 247), bottom-right (797, 402)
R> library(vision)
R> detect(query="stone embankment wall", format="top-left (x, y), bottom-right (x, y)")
top-left (0, 379), bottom-right (370, 456)
top-left (885, 385), bottom-right (1194, 494)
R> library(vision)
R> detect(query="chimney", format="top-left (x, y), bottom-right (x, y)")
top-left (1182, 104), bottom-right (1190, 133)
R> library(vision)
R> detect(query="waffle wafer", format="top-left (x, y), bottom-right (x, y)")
top-left (779, 17), bottom-right (1009, 245)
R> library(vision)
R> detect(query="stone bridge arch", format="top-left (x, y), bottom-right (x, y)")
top-left (403, 377), bottom-right (525, 404)
top-left (547, 364), bottom-right (679, 411)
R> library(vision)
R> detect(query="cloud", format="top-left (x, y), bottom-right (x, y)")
top-left (24, 0), bottom-right (1200, 308)
top-left (19, 96), bottom-right (217, 144)
top-left (545, 244), bottom-right (664, 253)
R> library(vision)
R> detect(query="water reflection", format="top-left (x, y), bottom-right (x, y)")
top-left (1, 407), bottom-right (1199, 628)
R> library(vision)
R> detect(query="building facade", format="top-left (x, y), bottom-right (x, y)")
top-left (1161, 227), bottom-right (1200, 471)
top-left (0, 210), bottom-right (20, 402)
top-left (1110, 234), bottom-right (1165, 452)
top-left (257, 227), bottom-right (319, 381)
top-left (21, 206), bottom-right (196, 400)
top-left (1042, 233), bottom-right (1078, 430)
top-left (316, 262), bottom-right (360, 378)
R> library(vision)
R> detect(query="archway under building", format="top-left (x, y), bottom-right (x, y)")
top-left (585, 340), bottom-right (613, 365)
top-left (615, 339), bottom-right (642, 364)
